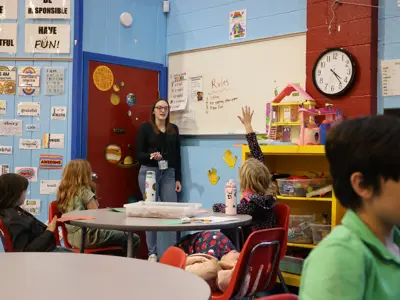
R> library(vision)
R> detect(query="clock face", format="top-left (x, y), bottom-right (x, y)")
top-left (313, 48), bottom-right (356, 97)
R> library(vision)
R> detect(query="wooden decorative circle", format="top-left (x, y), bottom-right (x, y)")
top-left (93, 66), bottom-right (114, 92)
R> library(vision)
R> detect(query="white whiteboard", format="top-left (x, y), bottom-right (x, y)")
top-left (168, 33), bottom-right (306, 135)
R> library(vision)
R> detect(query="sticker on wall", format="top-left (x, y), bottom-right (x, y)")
top-left (0, 119), bottom-right (22, 136)
top-left (26, 123), bottom-right (40, 131)
top-left (45, 67), bottom-right (65, 95)
top-left (51, 106), bottom-right (67, 120)
top-left (15, 167), bottom-right (38, 182)
top-left (43, 133), bottom-right (64, 149)
top-left (0, 164), bottom-right (10, 175)
top-left (113, 82), bottom-right (124, 92)
top-left (18, 67), bottom-right (41, 96)
top-left (229, 9), bottom-right (246, 40)
top-left (39, 154), bottom-right (63, 169)
top-left (223, 150), bottom-right (237, 168)
top-left (117, 156), bottom-right (138, 169)
top-left (126, 93), bottom-right (136, 106)
top-left (0, 66), bottom-right (16, 95)
top-left (19, 139), bottom-right (41, 150)
top-left (0, 100), bottom-right (6, 114)
top-left (21, 199), bottom-right (41, 216)
top-left (17, 102), bottom-right (40, 116)
top-left (40, 180), bottom-right (60, 195)
top-left (208, 168), bottom-right (220, 185)
top-left (93, 65), bottom-right (114, 92)
top-left (105, 144), bottom-right (122, 164)
top-left (0, 146), bottom-right (12, 155)
top-left (110, 93), bottom-right (120, 106)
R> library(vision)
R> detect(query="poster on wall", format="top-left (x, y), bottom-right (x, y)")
top-left (0, 120), bottom-right (22, 136)
top-left (45, 67), bottom-right (64, 95)
top-left (381, 59), bottom-right (400, 96)
top-left (0, 23), bottom-right (17, 53)
top-left (21, 199), bottom-right (41, 215)
top-left (17, 102), bottom-right (40, 116)
top-left (0, 100), bottom-right (6, 114)
top-left (0, 146), bottom-right (12, 155)
top-left (51, 106), bottom-right (66, 120)
top-left (19, 139), bottom-right (41, 150)
top-left (39, 154), bottom-right (63, 169)
top-left (43, 133), bottom-right (64, 149)
top-left (0, 164), bottom-right (9, 175)
top-left (0, 0), bottom-right (18, 20)
top-left (189, 76), bottom-right (204, 102)
top-left (18, 67), bottom-right (41, 96)
top-left (0, 66), bottom-right (16, 95)
top-left (169, 72), bottom-right (188, 112)
top-left (229, 9), bottom-right (247, 40)
top-left (15, 167), bottom-right (38, 182)
top-left (25, 0), bottom-right (70, 19)
top-left (25, 24), bottom-right (71, 54)
top-left (40, 180), bottom-right (60, 195)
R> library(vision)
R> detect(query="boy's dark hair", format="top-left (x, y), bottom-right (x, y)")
top-left (0, 174), bottom-right (29, 210)
top-left (325, 115), bottom-right (400, 210)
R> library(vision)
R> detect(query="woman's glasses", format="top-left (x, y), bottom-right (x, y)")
top-left (155, 106), bottom-right (169, 111)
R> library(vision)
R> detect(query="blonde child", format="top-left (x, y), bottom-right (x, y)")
top-left (57, 160), bottom-right (140, 256)
top-left (213, 106), bottom-right (277, 241)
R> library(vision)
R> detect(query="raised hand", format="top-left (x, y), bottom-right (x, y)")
top-left (238, 106), bottom-right (254, 133)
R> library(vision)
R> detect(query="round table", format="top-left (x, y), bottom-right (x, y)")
top-left (0, 253), bottom-right (211, 300)
top-left (63, 209), bottom-right (252, 257)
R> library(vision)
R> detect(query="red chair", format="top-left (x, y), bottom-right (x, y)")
top-left (258, 294), bottom-right (298, 300)
top-left (274, 204), bottom-right (290, 293)
top-left (0, 219), bottom-right (13, 252)
top-left (49, 201), bottom-right (124, 254)
top-left (159, 246), bottom-right (187, 269)
top-left (212, 228), bottom-right (285, 300)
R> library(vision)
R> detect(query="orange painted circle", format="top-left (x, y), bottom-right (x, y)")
top-left (105, 144), bottom-right (122, 164)
top-left (93, 66), bottom-right (114, 91)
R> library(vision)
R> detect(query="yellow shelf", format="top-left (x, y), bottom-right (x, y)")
top-left (277, 195), bottom-right (333, 202)
top-left (271, 121), bottom-right (301, 126)
top-left (277, 272), bottom-right (301, 287)
top-left (287, 243), bottom-right (315, 249)
top-left (242, 145), bottom-right (326, 156)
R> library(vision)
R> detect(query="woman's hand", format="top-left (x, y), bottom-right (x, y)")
top-left (150, 152), bottom-right (162, 161)
top-left (175, 181), bottom-right (182, 192)
top-left (46, 216), bottom-right (57, 232)
top-left (238, 106), bottom-right (254, 134)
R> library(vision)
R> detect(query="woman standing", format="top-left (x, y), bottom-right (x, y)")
top-left (136, 98), bottom-right (182, 262)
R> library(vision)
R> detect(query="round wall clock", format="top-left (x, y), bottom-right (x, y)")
top-left (312, 48), bottom-right (356, 97)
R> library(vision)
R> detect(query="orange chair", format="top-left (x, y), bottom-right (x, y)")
top-left (274, 204), bottom-right (290, 293)
top-left (159, 246), bottom-right (187, 269)
top-left (49, 201), bottom-right (124, 254)
top-left (212, 228), bottom-right (285, 300)
top-left (258, 294), bottom-right (298, 300)
top-left (0, 219), bottom-right (13, 252)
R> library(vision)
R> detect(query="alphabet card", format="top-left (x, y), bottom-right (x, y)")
top-left (25, 24), bottom-right (70, 54)
top-left (0, 0), bottom-right (18, 20)
top-left (18, 67), bottom-right (41, 96)
top-left (0, 23), bottom-right (17, 53)
top-left (25, 0), bottom-right (70, 19)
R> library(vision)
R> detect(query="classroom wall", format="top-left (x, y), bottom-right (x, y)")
top-left (83, 0), bottom-right (166, 64)
top-left (378, 0), bottom-right (400, 112)
top-left (0, 0), bottom-right (74, 227)
top-left (167, 0), bottom-right (307, 207)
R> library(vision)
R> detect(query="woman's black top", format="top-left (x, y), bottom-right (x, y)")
top-left (136, 122), bottom-right (182, 181)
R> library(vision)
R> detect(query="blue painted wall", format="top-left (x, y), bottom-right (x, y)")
top-left (378, 0), bottom-right (400, 112)
top-left (167, 0), bottom-right (307, 208)
top-left (83, 0), bottom-right (166, 64)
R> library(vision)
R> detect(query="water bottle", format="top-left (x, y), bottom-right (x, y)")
top-left (225, 179), bottom-right (237, 215)
top-left (145, 171), bottom-right (156, 202)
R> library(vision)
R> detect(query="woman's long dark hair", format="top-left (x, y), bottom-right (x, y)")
top-left (149, 98), bottom-right (177, 135)
top-left (0, 174), bottom-right (29, 210)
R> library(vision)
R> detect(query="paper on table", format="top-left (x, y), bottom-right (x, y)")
top-left (182, 216), bottom-right (239, 224)
top-left (109, 208), bottom-right (125, 213)
top-left (57, 216), bottom-right (95, 222)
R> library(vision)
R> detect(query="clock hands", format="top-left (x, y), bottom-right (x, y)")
top-left (330, 69), bottom-right (342, 84)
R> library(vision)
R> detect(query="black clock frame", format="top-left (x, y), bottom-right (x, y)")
top-left (312, 47), bottom-right (356, 98)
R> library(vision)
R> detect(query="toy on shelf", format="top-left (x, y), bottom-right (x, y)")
top-left (266, 84), bottom-right (343, 145)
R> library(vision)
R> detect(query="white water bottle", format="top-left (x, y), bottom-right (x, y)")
top-left (145, 171), bottom-right (156, 202)
top-left (225, 179), bottom-right (237, 215)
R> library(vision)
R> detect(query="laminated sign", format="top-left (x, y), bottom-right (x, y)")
top-left (18, 67), bottom-right (41, 96)
top-left (25, 0), bottom-right (70, 19)
top-left (21, 200), bottom-right (41, 216)
top-left (15, 167), bottom-right (38, 182)
top-left (39, 154), bottom-right (63, 169)
top-left (0, 23), bottom-right (17, 53)
top-left (25, 24), bottom-right (70, 54)
top-left (43, 133), bottom-right (64, 149)
top-left (0, 0), bottom-right (18, 20)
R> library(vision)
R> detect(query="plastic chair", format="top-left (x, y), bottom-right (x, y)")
top-left (159, 246), bottom-right (187, 269)
top-left (0, 219), bottom-right (13, 252)
top-left (274, 204), bottom-right (290, 293)
top-left (49, 201), bottom-right (124, 254)
top-left (212, 228), bottom-right (286, 300)
top-left (258, 294), bottom-right (298, 300)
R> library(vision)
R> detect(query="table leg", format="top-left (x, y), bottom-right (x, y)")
top-left (80, 227), bottom-right (87, 254)
top-left (235, 228), bottom-right (241, 251)
top-left (127, 232), bottom-right (134, 258)
top-left (176, 231), bottom-right (181, 242)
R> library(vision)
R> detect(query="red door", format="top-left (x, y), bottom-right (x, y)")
top-left (87, 61), bottom-right (158, 208)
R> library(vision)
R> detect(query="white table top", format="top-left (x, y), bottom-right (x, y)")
top-left (0, 253), bottom-right (211, 300)
top-left (63, 209), bottom-right (252, 232)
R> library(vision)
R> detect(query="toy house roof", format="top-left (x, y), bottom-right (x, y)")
top-left (272, 84), bottom-right (315, 103)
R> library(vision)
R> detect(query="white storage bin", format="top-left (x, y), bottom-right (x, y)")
top-left (123, 201), bottom-right (202, 219)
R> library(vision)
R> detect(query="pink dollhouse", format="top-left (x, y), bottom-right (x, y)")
top-left (266, 84), bottom-right (342, 145)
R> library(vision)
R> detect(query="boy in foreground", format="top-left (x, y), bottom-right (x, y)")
top-left (299, 115), bottom-right (400, 300)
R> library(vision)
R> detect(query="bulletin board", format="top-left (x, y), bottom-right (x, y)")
top-left (168, 32), bottom-right (306, 135)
